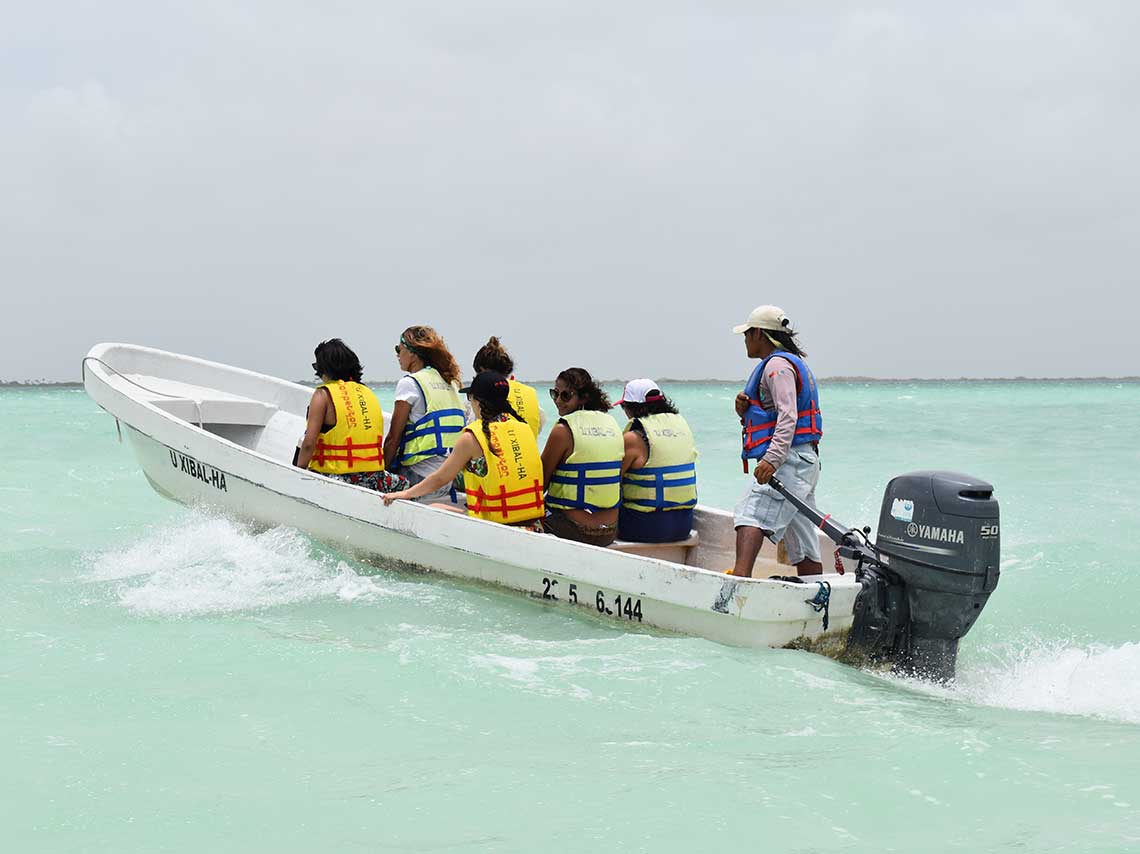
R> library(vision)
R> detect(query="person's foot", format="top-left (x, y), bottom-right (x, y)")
top-left (796, 559), bottom-right (824, 576)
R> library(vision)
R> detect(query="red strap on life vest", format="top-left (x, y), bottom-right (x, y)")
top-left (743, 406), bottom-right (822, 450)
top-left (744, 419), bottom-right (778, 435)
top-left (313, 436), bottom-right (384, 469)
top-left (468, 479), bottom-right (545, 518)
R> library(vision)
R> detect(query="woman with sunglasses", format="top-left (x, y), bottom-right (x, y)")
top-left (294, 339), bottom-right (409, 493)
top-left (383, 371), bottom-right (545, 531)
top-left (382, 325), bottom-right (465, 504)
top-left (471, 336), bottom-right (544, 438)
top-left (540, 368), bottom-right (623, 546)
top-left (615, 379), bottom-right (698, 543)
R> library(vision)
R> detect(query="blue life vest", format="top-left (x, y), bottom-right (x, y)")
top-left (397, 367), bottom-right (466, 467)
top-left (741, 351), bottom-right (823, 461)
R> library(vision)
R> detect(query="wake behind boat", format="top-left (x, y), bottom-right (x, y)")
top-left (82, 343), bottom-right (999, 676)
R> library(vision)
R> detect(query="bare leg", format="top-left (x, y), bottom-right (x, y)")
top-left (430, 503), bottom-right (466, 514)
top-left (796, 558), bottom-right (823, 576)
top-left (733, 526), bottom-right (768, 577)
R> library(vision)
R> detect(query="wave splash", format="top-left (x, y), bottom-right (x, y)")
top-left (944, 640), bottom-right (1140, 725)
top-left (85, 516), bottom-right (1140, 725)
top-left (84, 513), bottom-right (387, 615)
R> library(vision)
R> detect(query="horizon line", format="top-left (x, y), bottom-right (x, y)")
top-left (9, 375), bottom-right (1140, 389)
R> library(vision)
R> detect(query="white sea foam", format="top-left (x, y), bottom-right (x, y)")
top-left (930, 641), bottom-right (1140, 725)
top-left (84, 513), bottom-right (393, 615)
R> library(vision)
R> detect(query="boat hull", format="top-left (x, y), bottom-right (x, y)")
top-left (85, 343), bottom-right (857, 648)
top-left (122, 422), bottom-right (852, 647)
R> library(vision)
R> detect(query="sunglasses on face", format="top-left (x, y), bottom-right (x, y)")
top-left (393, 344), bottom-right (401, 355)
top-left (549, 388), bottom-right (576, 402)
top-left (312, 361), bottom-right (320, 376)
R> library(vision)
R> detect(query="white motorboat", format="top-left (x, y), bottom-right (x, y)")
top-left (82, 343), bottom-right (858, 648)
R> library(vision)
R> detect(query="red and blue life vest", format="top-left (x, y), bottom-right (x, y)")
top-left (741, 351), bottom-right (823, 461)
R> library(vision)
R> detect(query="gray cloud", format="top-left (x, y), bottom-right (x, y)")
top-left (3, 2), bottom-right (1138, 381)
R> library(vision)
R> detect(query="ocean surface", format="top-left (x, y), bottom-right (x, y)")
top-left (3, 380), bottom-right (1139, 852)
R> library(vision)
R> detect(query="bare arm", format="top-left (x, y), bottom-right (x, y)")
top-left (382, 431), bottom-right (479, 505)
top-left (541, 422), bottom-right (573, 488)
top-left (620, 430), bottom-right (649, 477)
top-left (295, 388), bottom-right (330, 469)
top-left (384, 400), bottom-right (411, 472)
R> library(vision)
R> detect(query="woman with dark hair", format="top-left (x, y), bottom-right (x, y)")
top-left (615, 379), bottom-right (698, 543)
top-left (383, 372), bottom-right (545, 530)
top-left (382, 325), bottom-right (465, 504)
top-left (294, 339), bottom-right (409, 494)
top-left (540, 367), bottom-right (623, 546)
top-left (472, 336), bottom-right (543, 438)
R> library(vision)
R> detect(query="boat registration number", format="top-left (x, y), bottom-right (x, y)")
top-left (539, 577), bottom-right (643, 623)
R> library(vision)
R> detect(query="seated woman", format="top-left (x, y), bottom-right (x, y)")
top-left (383, 325), bottom-right (466, 504)
top-left (615, 379), bottom-right (698, 543)
top-left (541, 368), bottom-right (623, 547)
top-left (294, 339), bottom-right (409, 493)
top-left (382, 371), bottom-right (545, 530)
top-left (471, 336), bottom-right (544, 438)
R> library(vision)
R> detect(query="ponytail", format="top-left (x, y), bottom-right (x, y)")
top-left (766, 328), bottom-right (807, 358)
top-left (473, 336), bottom-right (515, 375)
top-left (475, 396), bottom-right (525, 457)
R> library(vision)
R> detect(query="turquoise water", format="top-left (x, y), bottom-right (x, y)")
top-left (3, 382), bottom-right (1140, 852)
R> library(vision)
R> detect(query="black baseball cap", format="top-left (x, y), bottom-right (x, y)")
top-left (459, 370), bottom-right (510, 401)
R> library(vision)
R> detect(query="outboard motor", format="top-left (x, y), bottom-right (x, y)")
top-left (852, 472), bottom-right (1000, 679)
top-left (770, 471), bottom-right (999, 680)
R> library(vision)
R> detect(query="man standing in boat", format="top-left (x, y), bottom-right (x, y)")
top-left (729, 305), bottom-right (824, 577)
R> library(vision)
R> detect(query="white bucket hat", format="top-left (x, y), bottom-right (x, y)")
top-left (731, 304), bottom-right (791, 335)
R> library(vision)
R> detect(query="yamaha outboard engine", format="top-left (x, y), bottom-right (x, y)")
top-left (770, 471), bottom-right (999, 680)
top-left (850, 472), bottom-right (1000, 680)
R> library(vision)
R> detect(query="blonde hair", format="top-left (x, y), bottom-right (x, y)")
top-left (400, 325), bottom-right (461, 386)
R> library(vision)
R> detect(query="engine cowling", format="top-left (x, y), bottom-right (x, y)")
top-left (847, 471), bottom-right (1000, 680)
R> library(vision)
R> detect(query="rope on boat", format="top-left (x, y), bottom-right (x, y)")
top-left (805, 580), bottom-right (831, 631)
top-left (81, 356), bottom-right (204, 429)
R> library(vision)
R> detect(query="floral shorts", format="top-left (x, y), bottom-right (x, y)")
top-left (326, 470), bottom-right (410, 494)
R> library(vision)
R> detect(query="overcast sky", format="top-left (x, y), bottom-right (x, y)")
top-left (3, 2), bottom-right (1137, 381)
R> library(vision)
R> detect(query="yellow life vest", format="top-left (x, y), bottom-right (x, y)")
top-left (309, 381), bottom-right (386, 475)
top-left (508, 379), bottom-right (541, 438)
top-left (465, 418), bottom-right (545, 524)
top-left (547, 410), bottom-right (623, 512)
top-left (398, 366), bottom-right (465, 467)
top-left (621, 413), bottom-right (698, 513)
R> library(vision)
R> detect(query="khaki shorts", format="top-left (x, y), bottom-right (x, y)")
top-left (733, 445), bottom-right (821, 565)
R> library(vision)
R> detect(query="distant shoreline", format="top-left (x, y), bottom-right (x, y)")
top-left (8, 376), bottom-right (1140, 389)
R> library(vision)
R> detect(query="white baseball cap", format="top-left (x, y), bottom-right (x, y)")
top-left (614, 378), bottom-right (664, 406)
top-left (731, 304), bottom-right (791, 335)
